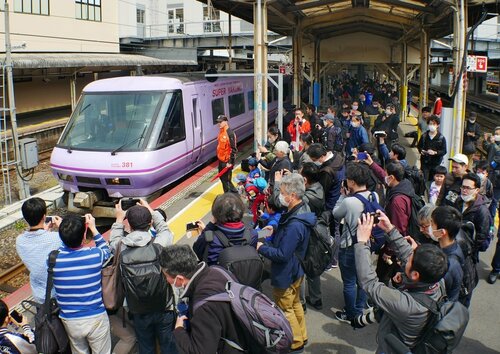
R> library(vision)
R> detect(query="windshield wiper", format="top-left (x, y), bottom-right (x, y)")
top-left (111, 126), bottom-right (147, 156)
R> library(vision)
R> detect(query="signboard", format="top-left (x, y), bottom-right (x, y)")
top-left (279, 65), bottom-right (286, 74)
top-left (466, 55), bottom-right (488, 73)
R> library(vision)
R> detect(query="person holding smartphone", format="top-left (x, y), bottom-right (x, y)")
top-left (0, 300), bottom-right (37, 354)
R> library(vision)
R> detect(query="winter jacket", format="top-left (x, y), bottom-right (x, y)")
top-left (457, 194), bottom-right (492, 257)
top-left (437, 174), bottom-right (463, 208)
top-left (346, 125), bottom-right (369, 153)
top-left (258, 202), bottom-right (316, 289)
top-left (484, 140), bottom-right (500, 188)
top-left (303, 182), bottom-right (325, 216)
top-left (0, 327), bottom-right (36, 354)
top-left (217, 126), bottom-right (237, 164)
top-left (385, 179), bottom-right (414, 236)
top-left (319, 151), bottom-right (346, 210)
top-left (417, 131), bottom-right (447, 167)
top-left (193, 222), bottom-right (258, 265)
top-left (442, 241), bottom-right (464, 302)
top-left (355, 227), bottom-right (446, 353)
top-left (261, 140), bottom-right (278, 165)
top-left (173, 263), bottom-right (249, 354)
top-left (287, 119), bottom-right (311, 144)
top-left (267, 156), bottom-right (293, 188)
top-left (372, 114), bottom-right (399, 141)
top-left (462, 120), bottom-right (481, 154)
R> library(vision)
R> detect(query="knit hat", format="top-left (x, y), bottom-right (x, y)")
top-left (126, 205), bottom-right (152, 231)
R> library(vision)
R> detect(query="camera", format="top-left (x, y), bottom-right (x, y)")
top-left (186, 222), bottom-right (198, 231)
top-left (121, 198), bottom-right (140, 211)
top-left (373, 131), bottom-right (387, 138)
top-left (45, 216), bottom-right (53, 223)
top-left (370, 212), bottom-right (380, 224)
top-left (351, 307), bottom-right (377, 329)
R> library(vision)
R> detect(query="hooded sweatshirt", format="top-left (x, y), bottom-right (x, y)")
top-left (385, 179), bottom-right (415, 236)
top-left (258, 202), bottom-right (316, 288)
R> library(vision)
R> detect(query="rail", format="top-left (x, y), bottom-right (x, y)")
top-left (0, 262), bottom-right (26, 293)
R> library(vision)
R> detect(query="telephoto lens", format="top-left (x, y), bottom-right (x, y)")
top-left (351, 307), bottom-right (377, 329)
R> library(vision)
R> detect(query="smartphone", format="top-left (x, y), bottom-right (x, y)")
top-left (342, 180), bottom-right (348, 190)
top-left (186, 222), bottom-right (198, 231)
top-left (10, 309), bottom-right (23, 323)
top-left (121, 198), bottom-right (140, 211)
top-left (370, 212), bottom-right (380, 224)
top-left (257, 228), bottom-right (273, 239)
top-left (45, 216), bottom-right (53, 223)
top-left (357, 152), bottom-right (368, 160)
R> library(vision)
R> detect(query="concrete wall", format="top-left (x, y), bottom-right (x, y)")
top-left (0, 0), bottom-right (119, 53)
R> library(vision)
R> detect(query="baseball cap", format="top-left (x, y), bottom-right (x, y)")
top-left (216, 115), bottom-right (228, 122)
top-left (248, 157), bottom-right (258, 166)
top-left (126, 205), bottom-right (152, 231)
top-left (322, 113), bottom-right (335, 121)
top-left (468, 112), bottom-right (477, 120)
top-left (448, 153), bottom-right (469, 165)
top-left (233, 173), bottom-right (247, 184)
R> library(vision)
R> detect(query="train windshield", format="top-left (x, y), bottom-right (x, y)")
top-left (58, 92), bottom-right (164, 151)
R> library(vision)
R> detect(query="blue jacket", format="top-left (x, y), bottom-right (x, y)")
top-left (258, 203), bottom-right (316, 289)
top-left (193, 222), bottom-right (258, 265)
top-left (346, 126), bottom-right (369, 153)
top-left (442, 241), bottom-right (464, 302)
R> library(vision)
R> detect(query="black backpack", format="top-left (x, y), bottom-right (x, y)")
top-left (492, 144), bottom-right (500, 186)
top-left (410, 293), bottom-right (469, 354)
top-left (204, 229), bottom-right (264, 290)
top-left (120, 241), bottom-right (169, 314)
top-left (407, 193), bottom-right (425, 238)
top-left (454, 222), bottom-right (479, 304)
top-left (405, 165), bottom-right (426, 197)
top-left (295, 210), bottom-right (334, 278)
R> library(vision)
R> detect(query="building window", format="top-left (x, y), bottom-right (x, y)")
top-left (75, 0), bottom-right (101, 22)
top-left (229, 93), bottom-right (245, 118)
top-left (137, 6), bottom-right (145, 38)
top-left (211, 98), bottom-right (225, 124)
top-left (14, 0), bottom-right (49, 15)
top-left (167, 6), bottom-right (184, 34)
top-left (203, 5), bottom-right (220, 33)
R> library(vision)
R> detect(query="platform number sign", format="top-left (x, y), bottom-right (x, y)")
top-left (466, 55), bottom-right (488, 73)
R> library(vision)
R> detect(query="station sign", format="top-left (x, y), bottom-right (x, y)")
top-left (466, 55), bottom-right (488, 73)
top-left (279, 64), bottom-right (293, 75)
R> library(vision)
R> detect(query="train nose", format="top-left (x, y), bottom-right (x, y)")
top-left (73, 191), bottom-right (103, 209)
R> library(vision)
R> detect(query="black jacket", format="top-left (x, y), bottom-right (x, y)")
top-left (417, 131), bottom-right (447, 167)
top-left (173, 263), bottom-right (249, 354)
top-left (437, 174), bottom-right (462, 208)
top-left (462, 120), bottom-right (481, 154)
top-left (457, 194), bottom-right (492, 257)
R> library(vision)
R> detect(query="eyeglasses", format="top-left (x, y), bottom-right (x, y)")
top-left (460, 185), bottom-right (477, 191)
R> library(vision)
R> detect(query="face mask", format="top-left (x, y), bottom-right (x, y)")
top-left (385, 109), bottom-right (392, 115)
top-left (373, 104), bottom-right (378, 108)
top-left (428, 125), bottom-right (437, 133)
top-left (268, 136), bottom-right (276, 144)
top-left (477, 173), bottom-right (485, 181)
top-left (173, 275), bottom-right (185, 298)
top-left (313, 160), bottom-right (322, 166)
top-left (384, 176), bottom-right (391, 186)
top-left (495, 135), bottom-right (500, 142)
top-left (468, 119), bottom-right (476, 123)
top-left (427, 226), bottom-right (440, 242)
top-left (351, 122), bottom-right (360, 128)
top-left (352, 105), bottom-right (358, 110)
top-left (461, 194), bottom-right (475, 203)
top-left (279, 194), bottom-right (289, 207)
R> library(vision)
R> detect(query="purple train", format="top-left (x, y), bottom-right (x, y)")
top-left (50, 73), bottom-right (281, 217)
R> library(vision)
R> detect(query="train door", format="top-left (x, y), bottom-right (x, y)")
top-left (191, 94), bottom-right (203, 162)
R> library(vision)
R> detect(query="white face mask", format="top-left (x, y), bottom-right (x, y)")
top-left (495, 135), bottom-right (500, 142)
top-left (461, 194), bottom-right (475, 203)
top-left (428, 125), bottom-right (437, 133)
top-left (477, 173), bottom-right (485, 181)
top-left (352, 105), bottom-right (358, 110)
top-left (385, 109), bottom-right (392, 115)
top-left (279, 194), bottom-right (289, 207)
top-left (468, 119), bottom-right (476, 123)
top-left (313, 160), bottom-right (322, 166)
top-left (173, 275), bottom-right (185, 298)
top-left (268, 136), bottom-right (276, 144)
top-left (427, 226), bottom-right (440, 242)
top-left (351, 122), bottom-right (360, 128)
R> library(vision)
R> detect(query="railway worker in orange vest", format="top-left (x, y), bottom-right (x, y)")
top-left (216, 114), bottom-right (238, 193)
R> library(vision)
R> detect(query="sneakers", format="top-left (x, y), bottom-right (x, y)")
top-left (335, 310), bottom-right (352, 324)
top-left (487, 271), bottom-right (499, 284)
top-left (324, 263), bottom-right (338, 272)
top-left (302, 303), bottom-right (307, 314)
top-left (305, 296), bottom-right (323, 310)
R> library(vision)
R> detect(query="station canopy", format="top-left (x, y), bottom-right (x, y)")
top-left (202, 0), bottom-right (496, 42)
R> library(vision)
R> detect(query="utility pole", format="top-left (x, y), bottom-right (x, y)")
top-left (4, 1), bottom-right (30, 199)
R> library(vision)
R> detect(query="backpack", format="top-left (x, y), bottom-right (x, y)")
top-left (322, 124), bottom-right (344, 152)
top-left (410, 293), bottom-right (469, 354)
top-left (204, 229), bottom-right (264, 289)
top-left (120, 241), bottom-right (169, 314)
top-left (407, 193), bottom-right (425, 238)
top-left (351, 192), bottom-right (387, 253)
top-left (295, 210), bottom-right (334, 278)
top-left (193, 266), bottom-right (293, 353)
top-left (405, 165), bottom-right (426, 197)
top-left (492, 144), bottom-right (500, 186)
top-left (454, 222), bottom-right (479, 304)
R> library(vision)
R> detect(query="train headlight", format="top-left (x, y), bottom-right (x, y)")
top-left (58, 173), bottom-right (73, 182)
top-left (105, 178), bottom-right (131, 185)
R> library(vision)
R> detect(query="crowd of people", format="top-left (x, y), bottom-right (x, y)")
top-left (1, 77), bottom-right (499, 354)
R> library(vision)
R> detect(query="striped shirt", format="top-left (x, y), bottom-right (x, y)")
top-left (15, 230), bottom-right (63, 303)
top-left (52, 234), bottom-right (111, 320)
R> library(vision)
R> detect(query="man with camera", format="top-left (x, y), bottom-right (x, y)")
top-left (354, 211), bottom-right (447, 353)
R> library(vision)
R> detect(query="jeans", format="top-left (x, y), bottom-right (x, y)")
top-left (339, 246), bottom-right (367, 319)
top-left (273, 277), bottom-right (307, 350)
top-left (61, 312), bottom-right (111, 354)
top-left (133, 311), bottom-right (177, 354)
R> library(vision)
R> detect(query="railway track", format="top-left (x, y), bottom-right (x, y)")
top-left (0, 263), bottom-right (27, 294)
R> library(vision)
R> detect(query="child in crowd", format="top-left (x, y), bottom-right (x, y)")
top-left (233, 173), bottom-right (248, 197)
top-left (256, 198), bottom-right (282, 242)
top-left (247, 157), bottom-right (261, 181)
top-left (0, 300), bottom-right (36, 354)
top-left (429, 165), bottom-right (447, 205)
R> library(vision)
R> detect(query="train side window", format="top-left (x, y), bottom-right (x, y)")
top-left (247, 91), bottom-right (254, 111)
top-left (192, 97), bottom-right (198, 128)
top-left (272, 85), bottom-right (278, 102)
top-left (229, 93), bottom-right (245, 118)
top-left (212, 98), bottom-right (225, 124)
top-left (268, 86), bottom-right (272, 103)
top-left (157, 90), bottom-right (186, 148)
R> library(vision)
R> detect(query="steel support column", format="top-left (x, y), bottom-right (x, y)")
top-left (253, 0), bottom-right (268, 146)
top-left (313, 39), bottom-right (320, 109)
top-left (419, 28), bottom-right (429, 115)
top-left (452, 0), bottom-right (466, 157)
top-left (292, 24), bottom-right (302, 107)
top-left (400, 42), bottom-right (408, 122)
top-left (70, 75), bottom-right (77, 110)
